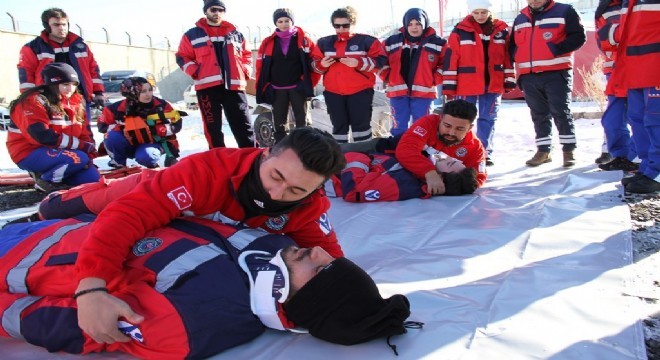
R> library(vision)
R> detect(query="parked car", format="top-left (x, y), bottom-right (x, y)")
top-left (183, 85), bottom-right (197, 110)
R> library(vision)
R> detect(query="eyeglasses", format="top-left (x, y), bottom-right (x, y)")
top-left (332, 23), bottom-right (351, 29)
top-left (209, 7), bottom-right (225, 13)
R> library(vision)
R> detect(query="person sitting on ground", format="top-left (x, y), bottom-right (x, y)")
top-left (6, 62), bottom-right (100, 193)
top-left (339, 99), bottom-right (486, 195)
top-left (0, 216), bottom-right (416, 358)
top-left (98, 76), bottom-right (184, 168)
top-left (324, 151), bottom-right (478, 202)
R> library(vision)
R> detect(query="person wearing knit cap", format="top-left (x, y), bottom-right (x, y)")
top-left (176, 0), bottom-right (255, 149)
top-left (442, 0), bottom-right (515, 167)
top-left (6, 62), bottom-right (100, 193)
top-left (256, 8), bottom-right (320, 145)
top-left (97, 76), bottom-right (185, 169)
top-left (311, 6), bottom-right (388, 143)
top-left (380, 9), bottom-right (446, 138)
top-left (510, 0), bottom-right (586, 167)
top-left (0, 216), bottom-right (418, 357)
top-left (18, 8), bottom-right (105, 121)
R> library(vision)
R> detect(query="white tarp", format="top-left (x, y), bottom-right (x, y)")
top-left (0, 102), bottom-right (647, 359)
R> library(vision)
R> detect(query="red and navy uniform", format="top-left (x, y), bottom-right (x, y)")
top-left (608, 0), bottom-right (660, 184)
top-left (255, 26), bottom-right (320, 104)
top-left (337, 152), bottom-right (429, 202)
top-left (595, 0), bottom-right (623, 78)
top-left (311, 34), bottom-right (386, 95)
top-left (73, 147), bottom-right (342, 286)
top-left (510, 0), bottom-right (586, 75)
top-left (443, 16), bottom-right (515, 96)
top-left (176, 19), bottom-right (252, 92)
top-left (0, 216), bottom-right (296, 358)
top-left (7, 92), bottom-right (94, 164)
top-left (381, 27), bottom-right (445, 99)
top-left (18, 31), bottom-right (103, 101)
top-left (395, 114), bottom-right (487, 187)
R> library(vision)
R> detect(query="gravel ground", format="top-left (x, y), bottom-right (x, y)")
top-left (0, 184), bottom-right (658, 358)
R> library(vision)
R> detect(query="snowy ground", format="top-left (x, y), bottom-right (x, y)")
top-left (0, 100), bottom-right (658, 358)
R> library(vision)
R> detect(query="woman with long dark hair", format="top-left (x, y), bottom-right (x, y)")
top-left (7, 62), bottom-right (100, 192)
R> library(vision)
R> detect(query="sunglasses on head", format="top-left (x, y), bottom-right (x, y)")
top-left (332, 23), bottom-right (351, 29)
top-left (209, 7), bottom-right (225, 13)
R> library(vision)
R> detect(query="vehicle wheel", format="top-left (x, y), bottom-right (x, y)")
top-left (254, 112), bottom-right (275, 147)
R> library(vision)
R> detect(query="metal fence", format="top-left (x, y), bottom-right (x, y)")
top-left (1, 12), bottom-right (173, 49)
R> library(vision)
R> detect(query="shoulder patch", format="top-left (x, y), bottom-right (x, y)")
top-left (133, 237), bottom-right (163, 256)
top-left (265, 214), bottom-right (289, 231)
top-left (167, 186), bottom-right (193, 210)
top-left (412, 126), bottom-right (427, 137)
top-left (364, 190), bottom-right (380, 201)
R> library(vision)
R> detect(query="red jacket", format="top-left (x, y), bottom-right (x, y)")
top-left (255, 27), bottom-right (320, 103)
top-left (381, 27), bottom-right (446, 99)
top-left (595, 0), bottom-right (623, 76)
top-left (395, 114), bottom-right (487, 187)
top-left (17, 31), bottom-right (104, 101)
top-left (7, 92), bottom-right (94, 163)
top-left (443, 16), bottom-right (515, 96)
top-left (607, 0), bottom-right (660, 97)
top-left (311, 33), bottom-right (387, 95)
top-left (511, 0), bottom-right (586, 76)
top-left (176, 19), bottom-right (252, 91)
top-left (75, 148), bottom-right (342, 283)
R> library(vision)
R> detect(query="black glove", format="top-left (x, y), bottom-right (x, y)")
top-left (92, 94), bottom-right (105, 108)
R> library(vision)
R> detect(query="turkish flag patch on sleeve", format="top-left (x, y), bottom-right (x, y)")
top-left (412, 126), bottom-right (427, 137)
top-left (167, 186), bottom-right (193, 210)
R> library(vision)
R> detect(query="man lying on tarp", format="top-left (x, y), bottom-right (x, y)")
top-left (330, 99), bottom-right (484, 202)
top-left (0, 216), bottom-right (417, 358)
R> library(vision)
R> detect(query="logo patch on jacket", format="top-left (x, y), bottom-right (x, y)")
top-left (543, 32), bottom-right (553, 40)
top-left (427, 54), bottom-right (435, 62)
top-left (118, 321), bottom-right (144, 343)
top-left (365, 190), bottom-right (380, 201)
top-left (265, 214), bottom-right (289, 231)
top-left (133, 237), bottom-right (163, 256)
top-left (167, 186), bottom-right (193, 210)
top-left (412, 126), bottom-right (427, 137)
top-left (318, 213), bottom-right (332, 235)
top-left (455, 147), bottom-right (468, 157)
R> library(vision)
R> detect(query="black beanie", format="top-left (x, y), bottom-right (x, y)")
top-left (203, 0), bottom-right (226, 13)
top-left (284, 258), bottom-right (411, 345)
top-left (41, 63), bottom-right (79, 86)
top-left (402, 8), bottom-right (429, 42)
top-left (120, 77), bottom-right (150, 101)
top-left (273, 8), bottom-right (295, 25)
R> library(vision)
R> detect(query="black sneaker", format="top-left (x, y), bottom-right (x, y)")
top-left (625, 175), bottom-right (660, 194)
top-left (599, 157), bottom-right (639, 172)
top-left (595, 152), bottom-right (612, 164)
top-left (486, 158), bottom-right (494, 166)
top-left (621, 172), bottom-right (644, 186)
top-left (108, 159), bottom-right (126, 169)
top-left (34, 178), bottom-right (71, 194)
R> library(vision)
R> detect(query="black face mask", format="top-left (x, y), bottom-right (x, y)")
top-left (237, 155), bottom-right (311, 218)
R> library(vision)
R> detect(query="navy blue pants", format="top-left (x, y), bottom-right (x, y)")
top-left (324, 88), bottom-right (374, 143)
top-left (197, 86), bottom-right (254, 149)
top-left (519, 70), bottom-right (576, 152)
top-left (17, 147), bottom-right (100, 186)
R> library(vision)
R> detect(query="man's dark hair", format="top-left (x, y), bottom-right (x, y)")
top-left (442, 99), bottom-right (478, 124)
top-left (331, 6), bottom-right (358, 25)
top-left (41, 8), bottom-right (68, 33)
top-left (270, 127), bottom-right (346, 180)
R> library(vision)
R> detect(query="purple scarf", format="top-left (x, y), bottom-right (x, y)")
top-left (275, 26), bottom-right (297, 55)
